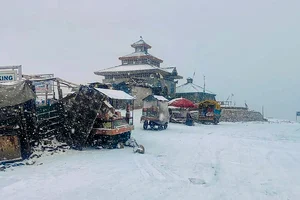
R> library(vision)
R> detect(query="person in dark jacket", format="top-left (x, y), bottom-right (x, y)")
top-left (185, 112), bottom-right (194, 126)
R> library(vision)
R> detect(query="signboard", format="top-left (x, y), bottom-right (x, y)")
top-left (0, 70), bottom-right (17, 82)
top-left (32, 74), bottom-right (54, 94)
top-left (33, 80), bottom-right (53, 93)
top-left (297, 112), bottom-right (300, 116)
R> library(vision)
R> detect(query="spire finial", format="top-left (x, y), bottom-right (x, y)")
top-left (140, 36), bottom-right (143, 40)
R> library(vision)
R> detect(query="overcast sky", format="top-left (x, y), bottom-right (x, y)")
top-left (0, 0), bottom-right (299, 120)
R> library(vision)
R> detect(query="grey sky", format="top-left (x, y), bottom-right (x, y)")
top-left (0, 0), bottom-right (299, 120)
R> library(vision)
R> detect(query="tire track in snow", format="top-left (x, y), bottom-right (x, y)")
top-left (209, 148), bottom-right (223, 186)
top-left (191, 148), bottom-right (224, 187)
top-left (264, 150), bottom-right (298, 198)
top-left (143, 158), bottom-right (166, 180)
top-left (145, 159), bottom-right (183, 181)
top-left (134, 157), bottom-right (151, 179)
top-left (134, 156), bottom-right (182, 181)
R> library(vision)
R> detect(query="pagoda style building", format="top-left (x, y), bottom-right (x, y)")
top-left (94, 37), bottom-right (182, 107)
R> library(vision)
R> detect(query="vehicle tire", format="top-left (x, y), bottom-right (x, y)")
top-left (108, 135), bottom-right (120, 149)
top-left (99, 135), bottom-right (109, 146)
top-left (143, 121), bottom-right (148, 130)
top-left (149, 121), bottom-right (155, 129)
top-left (213, 118), bottom-right (219, 125)
top-left (163, 123), bottom-right (168, 129)
top-left (128, 131), bottom-right (131, 139)
top-left (158, 125), bottom-right (163, 130)
top-left (120, 131), bottom-right (131, 143)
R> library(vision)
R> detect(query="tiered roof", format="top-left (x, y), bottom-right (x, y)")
top-left (95, 38), bottom-right (181, 79)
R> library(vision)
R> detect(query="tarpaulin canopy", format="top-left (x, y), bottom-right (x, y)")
top-left (0, 81), bottom-right (36, 108)
top-left (198, 100), bottom-right (221, 110)
top-left (169, 98), bottom-right (195, 108)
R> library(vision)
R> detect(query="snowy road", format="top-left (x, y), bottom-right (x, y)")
top-left (1, 114), bottom-right (300, 200)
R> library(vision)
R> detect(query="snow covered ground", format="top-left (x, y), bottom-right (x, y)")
top-left (1, 110), bottom-right (300, 200)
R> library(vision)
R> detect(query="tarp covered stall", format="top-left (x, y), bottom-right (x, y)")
top-left (168, 98), bottom-right (195, 125)
top-left (168, 106), bottom-right (189, 124)
top-left (0, 81), bottom-right (36, 108)
top-left (0, 81), bottom-right (36, 162)
top-left (169, 98), bottom-right (195, 108)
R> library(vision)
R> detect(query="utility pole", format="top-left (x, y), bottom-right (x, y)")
top-left (193, 70), bottom-right (196, 80)
top-left (262, 106), bottom-right (264, 118)
top-left (203, 75), bottom-right (206, 93)
top-left (45, 84), bottom-right (48, 105)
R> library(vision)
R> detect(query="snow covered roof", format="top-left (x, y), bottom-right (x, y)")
top-left (143, 95), bottom-right (169, 102)
top-left (176, 83), bottom-right (215, 95)
top-left (120, 52), bottom-right (148, 58)
top-left (95, 64), bottom-right (159, 73)
top-left (95, 88), bottom-right (135, 100)
top-left (161, 68), bottom-right (173, 73)
top-left (95, 64), bottom-right (176, 75)
top-left (131, 39), bottom-right (151, 48)
top-left (153, 95), bottom-right (169, 101)
top-left (119, 52), bottom-right (163, 63)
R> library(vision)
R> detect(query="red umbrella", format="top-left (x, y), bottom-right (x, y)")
top-left (169, 98), bottom-right (195, 108)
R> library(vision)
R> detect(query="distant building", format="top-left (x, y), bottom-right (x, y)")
top-left (94, 37), bottom-right (182, 108)
top-left (175, 77), bottom-right (216, 103)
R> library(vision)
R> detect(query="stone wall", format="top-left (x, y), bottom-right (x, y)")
top-left (220, 109), bottom-right (265, 122)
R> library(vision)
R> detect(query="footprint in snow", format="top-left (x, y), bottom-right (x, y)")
top-left (188, 178), bottom-right (206, 185)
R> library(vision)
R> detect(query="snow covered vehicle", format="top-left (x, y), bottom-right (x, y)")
top-left (141, 95), bottom-right (169, 130)
top-left (197, 100), bottom-right (221, 125)
top-left (90, 88), bottom-right (135, 148)
top-left (62, 85), bottom-right (136, 148)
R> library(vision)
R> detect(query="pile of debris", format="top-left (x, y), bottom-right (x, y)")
top-left (1, 80), bottom-right (144, 166)
top-left (0, 137), bottom-right (70, 172)
top-left (31, 137), bottom-right (70, 157)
